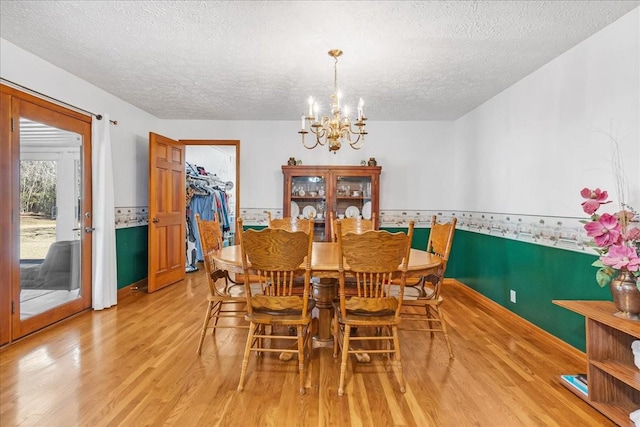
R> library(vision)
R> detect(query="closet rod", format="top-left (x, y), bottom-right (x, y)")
top-left (1, 77), bottom-right (118, 125)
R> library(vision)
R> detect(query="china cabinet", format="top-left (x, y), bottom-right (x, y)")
top-left (282, 165), bottom-right (381, 241)
top-left (553, 300), bottom-right (640, 426)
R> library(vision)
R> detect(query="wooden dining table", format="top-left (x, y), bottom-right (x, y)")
top-left (212, 242), bottom-right (441, 346)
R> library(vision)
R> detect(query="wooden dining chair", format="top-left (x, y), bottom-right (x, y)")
top-left (333, 220), bottom-right (414, 396)
top-left (329, 211), bottom-right (376, 242)
top-left (195, 213), bottom-right (248, 355)
top-left (400, 215), bottom-right (457, 359)
top-left (236, 217), bottom-right (315, 395)
top-left (267, 211), bottom-right (313, 233)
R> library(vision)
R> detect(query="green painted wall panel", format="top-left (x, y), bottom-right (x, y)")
top-left (384, 226), bottom-right (610, 351)
top-left (115, 226), bottom-right (148, 289)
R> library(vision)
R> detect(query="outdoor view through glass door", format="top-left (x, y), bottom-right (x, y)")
top-left (19, 118), bottom-right (83, 319)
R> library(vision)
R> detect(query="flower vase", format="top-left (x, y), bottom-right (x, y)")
top-left (609, 269), bottom-right (640, 321)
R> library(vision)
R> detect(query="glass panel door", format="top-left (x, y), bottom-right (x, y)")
top-left (291, 175), bottom-right (327, 241)
top-left (334, 174), bottom-right (373, 221)
top-left (19, 118), bottom-right (83, 319)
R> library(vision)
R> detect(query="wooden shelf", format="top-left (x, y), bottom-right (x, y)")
top-left (553, 300), bottom-right (640, 427)
top-left (291, 196), bottom-right (326, 201)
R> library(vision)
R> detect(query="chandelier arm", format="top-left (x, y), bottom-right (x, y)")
top-left (349, 133), bottom-right (365, 150)
top-left (342, 121), bottom-right (366, 136)
top-left (301, 131), bottom-right (320, 150)
top-left (310, 125), bottom-right (328, 146)
top-left (339, 124), bottom-right (365, 150)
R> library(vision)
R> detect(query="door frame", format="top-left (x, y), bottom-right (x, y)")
top-left (0, 84), bottom-right (93, 343)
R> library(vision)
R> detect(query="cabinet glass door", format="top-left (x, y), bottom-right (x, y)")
top-left (334, 174), bottom-right (373, 221)
top-left (290, 174), bottom-right (327, 241)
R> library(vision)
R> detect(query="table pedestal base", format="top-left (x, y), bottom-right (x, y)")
top-left (312, 277), bottom-right (337, 348)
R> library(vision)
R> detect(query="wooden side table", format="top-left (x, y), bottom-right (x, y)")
top-left (554, 300), bottom-right (640, 426)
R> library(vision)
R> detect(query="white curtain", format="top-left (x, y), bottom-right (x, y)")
top-left (91, 114), bottom-right (117, 310)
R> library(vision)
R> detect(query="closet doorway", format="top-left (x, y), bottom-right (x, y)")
top-left (184, 142), bottom-right (238, 267)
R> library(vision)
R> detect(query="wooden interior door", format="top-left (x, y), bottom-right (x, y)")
top-left (148, 132), bottom-right (185, 292)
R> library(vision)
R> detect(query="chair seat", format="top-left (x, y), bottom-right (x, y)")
top-left (333, 299), bottom-right (398, 324)
top-left (246, 310), bottom-right (314, 325)
top-left (346, 296), bottom-right (398, 312)
top-left (251, 298), bottom-right (316, 316)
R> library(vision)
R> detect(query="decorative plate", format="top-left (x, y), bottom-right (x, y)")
top-left (291, 201), bottom-right (300, 218)
top-left (302, 205), bottom-right (316, 219)
top-left (345, 206), bottom-right (360, 218)
top-left (361, 202), bottom-right (372, 220)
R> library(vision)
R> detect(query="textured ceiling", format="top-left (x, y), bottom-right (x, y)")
top-left (1, 1), bottom-right (638, 121)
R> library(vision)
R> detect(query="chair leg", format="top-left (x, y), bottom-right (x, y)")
top-left (237, 322), bottom-right (257, 392)
top-left (333, 311), bottom-right (339, 358)
top-left (338, 325), bottom-right (351, 396)
top-left (391, 324), bottom-right (406, 393)
top-left (210, 301), bottom-right (223, 332)
top-left (297, 325), bottom-right (306, 395)
top-left (304, 323), bottom-right (313, 390)
top-left (438, 307), bottom-right (454, 359)
top-left (196, 301), bottom-right (215, 355)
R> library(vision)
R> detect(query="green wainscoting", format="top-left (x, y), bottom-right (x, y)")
top-left (115, 226), bottom-right (148, 289)
top-left (384, 226), bottom-right (610, 352)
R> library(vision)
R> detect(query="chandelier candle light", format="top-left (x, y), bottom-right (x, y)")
top-left (299, 49), bottom-right (367, 153)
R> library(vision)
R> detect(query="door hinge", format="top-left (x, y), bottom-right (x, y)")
top-left (11, 301), bottom-right (14, 314)
top-left (11, 117), bottom-right (14, 132)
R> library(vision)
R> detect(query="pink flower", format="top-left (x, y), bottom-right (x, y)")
top-left (584, 213), bottom-right (622, 247)
top-left (625, 227), bottom-right (640, 242)
top-left (580, 187), bottom-right (611, 215)
top-left (601, 244), bottom-right (640, 272)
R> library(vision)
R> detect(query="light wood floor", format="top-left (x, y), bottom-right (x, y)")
top-left (1, 268), bottom-right (612, 426)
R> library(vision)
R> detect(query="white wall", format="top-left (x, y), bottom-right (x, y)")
top-left (161, 120), bottom-right (455, 211)
top-left (1, 39), bottom-right (161, 208)
top-left (452, 8), bottom-right (639, 218)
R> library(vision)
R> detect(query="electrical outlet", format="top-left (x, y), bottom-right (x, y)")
top-left (510, 290), bottom-right (517, 303)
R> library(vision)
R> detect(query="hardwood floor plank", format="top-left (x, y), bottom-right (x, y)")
top-left (0, 271), bottom-right (614, 426)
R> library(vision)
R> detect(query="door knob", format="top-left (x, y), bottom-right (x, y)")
top-left (152, 218), bottom-right (160, 223)
top-left (85, 227), bottom-right (95, 233)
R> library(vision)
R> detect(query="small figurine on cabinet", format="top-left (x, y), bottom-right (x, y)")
top-left (368, 157), bottom-right (377, 166)
top-left (287, 157), bottom-right (297, 165)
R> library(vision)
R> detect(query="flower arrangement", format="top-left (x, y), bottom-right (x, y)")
top-left (580, 187), bottom-right (640, 289)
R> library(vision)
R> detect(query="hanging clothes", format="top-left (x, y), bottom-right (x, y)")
top-left (185, 162), bottom-right (232, 264)
top-left (185, 214), bottom-right (198, 272)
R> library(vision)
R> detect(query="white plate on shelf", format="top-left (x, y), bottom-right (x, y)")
top-left (291, 201), bottom-right (300, 218)
top-left (362, 202), bottom-right (372, 220)
top-left (345, 206), bottom-right (360, 218)
top-left (302, 205), bottom-right (316, 219)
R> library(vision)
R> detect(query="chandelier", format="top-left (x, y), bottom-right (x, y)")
top-left (298, 49), bottom-right (367, 153)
